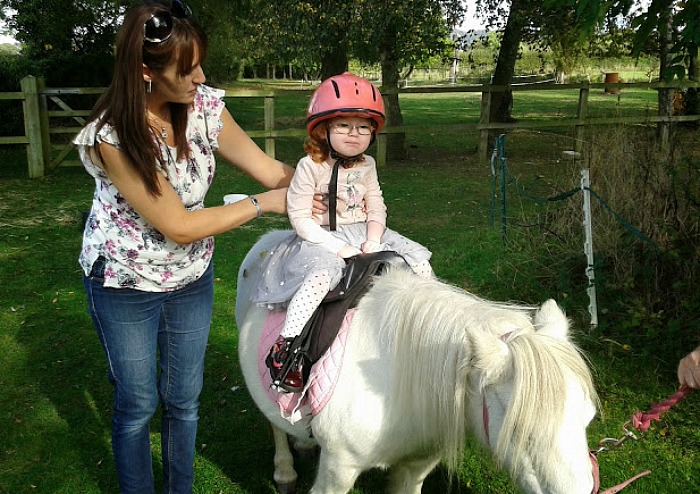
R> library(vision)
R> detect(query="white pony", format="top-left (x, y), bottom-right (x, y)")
top-left (236, 231), bottom-right (599, 494)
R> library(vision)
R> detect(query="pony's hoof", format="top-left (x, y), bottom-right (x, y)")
top-left (276, 481), bottom-right (296, 494)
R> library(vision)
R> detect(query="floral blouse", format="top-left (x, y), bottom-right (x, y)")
top-left (74, 84), bottom-right (225, 292)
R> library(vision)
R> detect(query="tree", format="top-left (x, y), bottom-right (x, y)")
top-left (354, 0), bottom-right (460, 159)
top-left (475, 0), bottom-right (636, 131)
top-left (5, 0), bottom-right (126, 60)
top-left (487, 0), bottom-right (529, 124)
top-left (2, 0), bottom-right (128, 85)
top-left (188, 0), bottom-right (256, 83)
top-left (2, 0), bottom-right (257, 85)
top-left (541, 0), bottom-right (699, 82)
top-left (631, 0), bottom-right (699, 80)
top-left (254, 2), bottom-right (354, 80)
top-left (541, 0), bottom-right (700, 134)
top-left (253, 0), bottom-right (463, 160)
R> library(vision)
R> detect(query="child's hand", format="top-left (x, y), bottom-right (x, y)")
top-left (361, 240), bottom-right (381, 253)
top-left (337, 244), bottom-right (362, 258)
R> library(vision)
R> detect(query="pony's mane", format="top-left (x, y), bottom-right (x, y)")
top-left (357, 268), bottom-right (597, 476)
top-left (496, 328), bottom-right (597, 479)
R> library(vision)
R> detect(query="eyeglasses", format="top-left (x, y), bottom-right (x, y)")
top-left (144, 0), bottom-right (193, 44)
top-left (331, 123), bottom-right (374, 136)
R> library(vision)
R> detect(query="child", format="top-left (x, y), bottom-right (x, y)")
top-left (252, 72), bottom-right (433, 392)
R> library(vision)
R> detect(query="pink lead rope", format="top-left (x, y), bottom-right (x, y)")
top-left (591, 385), bottom-right (695, 493)
top-left (590, 452), bottom-right (650, 494)
top-left (630, 385), bottom-right (694, 432)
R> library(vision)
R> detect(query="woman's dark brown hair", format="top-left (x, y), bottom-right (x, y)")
top-left (89, 2), bottom-right (207, 196)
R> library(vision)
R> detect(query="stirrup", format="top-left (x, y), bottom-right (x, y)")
top-left (266, 337), bottom-right (304, 392)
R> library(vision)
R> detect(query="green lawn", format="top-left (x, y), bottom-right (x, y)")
top-left (1, 85), bottom-right (699, 493)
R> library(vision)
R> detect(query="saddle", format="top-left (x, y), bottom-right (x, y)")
top-left (276, 251), bottom-right (409, 387)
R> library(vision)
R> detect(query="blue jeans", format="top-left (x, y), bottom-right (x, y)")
top-left (84, 258), bottom-right (213, 494)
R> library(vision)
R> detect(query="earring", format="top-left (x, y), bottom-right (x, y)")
top-left (146, 80), bottom-right (152, 93)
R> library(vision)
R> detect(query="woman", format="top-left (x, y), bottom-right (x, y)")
top-left (73, 1), bottom-right (314, 492)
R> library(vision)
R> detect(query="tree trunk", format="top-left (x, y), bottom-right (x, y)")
top-left (689, 43), bottom-right (699, 81)
top-left (319, 46), bottom-right (349, 80)
top-left (687, 43), bottom-right (699, 116)
top-left (657, 5), bottom-right (674, 144)
top-left (489, 0), bottom-right (527, 125)
top-left (380, 45), bottom-right (407, 162)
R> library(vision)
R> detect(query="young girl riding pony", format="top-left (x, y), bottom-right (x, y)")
top-left (252, 72), bottom-right (433, 392)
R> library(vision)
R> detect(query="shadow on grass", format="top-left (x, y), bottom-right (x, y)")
top-left (5, 248), bottom-right (119, 491)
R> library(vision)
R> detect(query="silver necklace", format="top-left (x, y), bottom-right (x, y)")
top-left (148, 114), bottom-right (169, 139)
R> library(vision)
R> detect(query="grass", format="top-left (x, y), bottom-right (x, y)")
top-left (1, 86), bottom-right (700, 493)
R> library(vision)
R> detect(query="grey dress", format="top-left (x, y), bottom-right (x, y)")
top-left (250, 223), bottom-right (432, 309)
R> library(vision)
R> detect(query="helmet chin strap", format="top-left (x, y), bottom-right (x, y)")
top-left (327, 153), bottom-right (351, 232)
top-left (327, 128), bottom-right (364, 232)
top-left (325, 127), bottom-right (377, 231)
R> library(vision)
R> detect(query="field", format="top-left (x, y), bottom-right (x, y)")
top-left (1, 86), bottom-right (699, 493)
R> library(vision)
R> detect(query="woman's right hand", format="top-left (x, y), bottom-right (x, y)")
top-left (312, 194), bottom-right (328, 215)
top-left (337, 244), bottom-right (362, 259)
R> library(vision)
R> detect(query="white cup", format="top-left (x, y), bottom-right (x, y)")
top-left (223, 193), bottom-right (249, 205)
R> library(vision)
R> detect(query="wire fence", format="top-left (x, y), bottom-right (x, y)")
top-left (488, 133), bottom-right (698, 327)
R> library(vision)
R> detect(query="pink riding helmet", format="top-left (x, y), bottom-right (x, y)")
top-left (306, 72), bottom-right (385, 136)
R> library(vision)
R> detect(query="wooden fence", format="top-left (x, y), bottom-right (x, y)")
top-left (2, 75), bottom-right (700, 178)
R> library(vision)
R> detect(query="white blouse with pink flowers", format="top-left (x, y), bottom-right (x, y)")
top-left (74, 84), bottom-right (225, 292)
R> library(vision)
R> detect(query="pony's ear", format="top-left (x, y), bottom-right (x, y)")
top-left (534, 299), bottom-right (569, 340)
top-left (470, 331), bottom-right (511, 386)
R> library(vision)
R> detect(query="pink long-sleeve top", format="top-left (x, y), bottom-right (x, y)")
top-left (287, 154), bottom-right (387, 254)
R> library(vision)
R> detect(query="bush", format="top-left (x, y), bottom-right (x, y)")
top-left (0, 53), bottom-right (29, 137)
top-left (0, 50), bottom-right (114, 137)
top-left (540, 127), bottom-right (700, 355)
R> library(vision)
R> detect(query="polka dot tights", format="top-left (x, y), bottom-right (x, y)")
top-left (280, 269), bottom-right (332, 339)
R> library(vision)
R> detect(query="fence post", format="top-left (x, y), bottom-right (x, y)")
top-left (20, 76), bottom-right (49, 178)
top-left (581, 169), bottom-right (598, 328)
top-left (263, 95), bottom-right (276, 159)
top-left (478, 87), bottom-right (492, 160)
top-left (575, 86), bottom-right (589, 164)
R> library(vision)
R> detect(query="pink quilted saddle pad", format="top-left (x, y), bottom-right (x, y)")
top-left (256, 309), bottom-right (356, 421)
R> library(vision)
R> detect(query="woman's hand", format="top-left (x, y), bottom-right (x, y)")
top-left (678, 346), bottom-right (700, 389)
top-left (337, 244), bottom-right (362, 259)
top-left (312, 193), bottom-right (328, 215)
